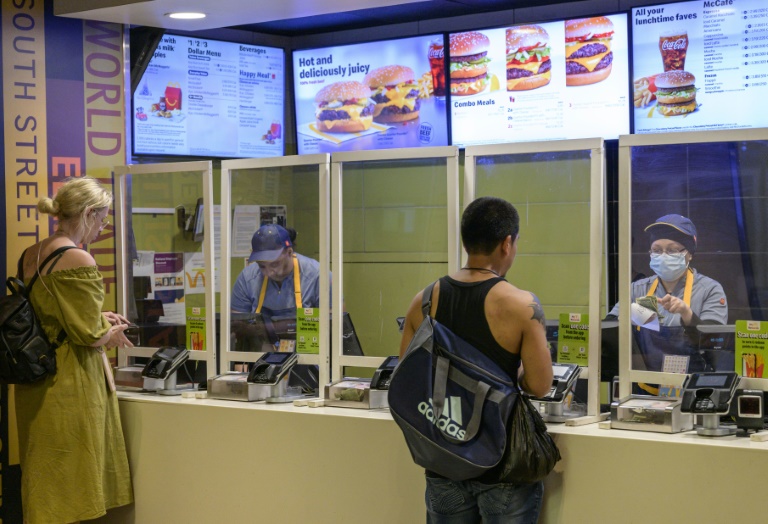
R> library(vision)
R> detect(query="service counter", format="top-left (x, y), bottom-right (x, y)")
top-left (104, 392), bottom-right (768, 523)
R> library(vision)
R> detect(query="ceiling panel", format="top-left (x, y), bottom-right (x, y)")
top-left (54, 0), bottom-right (576, 36)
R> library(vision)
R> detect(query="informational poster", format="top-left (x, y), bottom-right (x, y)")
top-left (296, 308), bottom-right (320, 354)
top-left (231, 204), bottom-right (287, 257)
top-left (735, 320), bottom-right (767, 377)
top-left (184, 252), bottom-right (220, 294)
top-left (557, 313), bottom-right (589, 365)
top-left (450, 14), bottom-right (630, 147)
top-left (133, 34), bottom-right (284, 157)
top-left (293, 35), bottom-right (448, 153)
top-left (152, 252), bottom-right (185, 324)
top-left (632, 0), bottom-right (768, 133)
top-left (186, 307), bottom-right (206, 351)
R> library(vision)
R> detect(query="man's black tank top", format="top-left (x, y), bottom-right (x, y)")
top-left (427, 275), bottom-right (522, 483)
top-left (434, 276), bottom-right (521, 378)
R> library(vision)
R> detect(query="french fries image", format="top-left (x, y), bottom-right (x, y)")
top-left (418, 72), bottom-right (433, 99)
top-left (633, 76), bottom-right (657, 108)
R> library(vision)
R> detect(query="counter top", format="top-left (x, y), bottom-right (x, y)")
top-left (117, 389), bottom-right (768, 450)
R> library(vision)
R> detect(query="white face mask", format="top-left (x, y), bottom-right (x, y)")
top-left (649, 252), bottom-right (688, 281)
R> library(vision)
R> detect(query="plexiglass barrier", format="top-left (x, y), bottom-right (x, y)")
top-left (220, 155), bottom-right (331, 390)
top-left (465, 139), bottom-right (606, 418)
top-left (331, 147), bottom-right (460, 382)
top-left (115, 161), bottom-right (216, 382)
top-left (618, 129), bottom-right (768, 396)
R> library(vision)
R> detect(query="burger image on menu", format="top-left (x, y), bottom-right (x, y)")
top-left (363, 65), bottom-right (420, 123)
top-left (505, 25), bottom-right (552, 91)
top-left (654, 70), bottom-right (697, 116)
top-left (449, 31), bottom-right (491, 96)
top-left (314, 81), bottom-right (375, 133)
top-left (565, 16), bottom-right (614, 86)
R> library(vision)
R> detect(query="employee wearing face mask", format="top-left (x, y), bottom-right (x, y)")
top-left (606, 214), bottom-right (727, 326)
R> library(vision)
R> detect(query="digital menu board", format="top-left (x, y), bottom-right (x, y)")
top-left (632, 0), bottom-right (768, 134)
top-left (450, 14), bottom-right (630, 148)
top-left (293, 35), bottom-right (448, 154)
top-left (133, 34), bottom-right (285, 158)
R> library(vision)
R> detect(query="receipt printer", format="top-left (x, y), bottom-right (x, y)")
top-left (247, 352), bottom-right (298, 385)
top-left (680, 372), bottom-right (739, 414)
top-left (371, 355), bottom-right (399, 390)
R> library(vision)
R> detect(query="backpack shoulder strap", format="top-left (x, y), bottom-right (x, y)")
top-left (17, 248), bottom-right (29, 282)
top-left (421, 280), bottom-right (438, 319)
top-left (28, 246), bottom-right (79, 292)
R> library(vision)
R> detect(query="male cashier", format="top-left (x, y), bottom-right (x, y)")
top-left (231, 224), bottom-right (322, 314)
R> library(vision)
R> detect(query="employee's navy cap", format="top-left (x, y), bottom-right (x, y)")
top-left (645, 214), bottom-right (697, 253)
top-left (249, 224), bottom-right (292, 262)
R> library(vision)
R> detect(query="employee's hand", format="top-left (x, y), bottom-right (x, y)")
top-left (658, 294), bottom-right (693, 325)
top-left (103, 311), bottom-right (130, 326)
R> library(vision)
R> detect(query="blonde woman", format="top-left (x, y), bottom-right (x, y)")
top-left (15, 177), bottom-right (134, 523)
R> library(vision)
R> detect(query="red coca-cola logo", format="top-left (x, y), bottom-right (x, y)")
top-left (661, 38), bottom-right (687, 51)
top-left (428, 46), bottom-right (444, 59)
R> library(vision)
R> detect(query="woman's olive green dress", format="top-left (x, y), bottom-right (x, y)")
top-left (15, 266), bottom-right (133, 524)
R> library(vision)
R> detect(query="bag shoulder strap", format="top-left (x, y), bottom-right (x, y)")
top-left (16, 248), bottom-right (29, 283)
top-left (27, 246), bottom-right (79, 293)
top-left (18, 245), bottom-right (77, 348)
top-left (421, 280), bottom-right (438, 319)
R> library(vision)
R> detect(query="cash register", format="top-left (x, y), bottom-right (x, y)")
top-left (207, 352), bottom-right (299, 402)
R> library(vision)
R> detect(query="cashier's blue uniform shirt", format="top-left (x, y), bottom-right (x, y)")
top-left (231, 253), bottom-right (322, 312)
top-left (607, 268), bottom-right (727, 326)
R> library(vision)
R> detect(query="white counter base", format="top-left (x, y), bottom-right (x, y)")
top-left (95, 392), bottom-right (768, 523)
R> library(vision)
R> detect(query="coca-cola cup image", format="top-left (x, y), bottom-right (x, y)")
top-left (428, 38), bottom-right (446, 98)
top-left (659, 29), bottom-right (688, 71)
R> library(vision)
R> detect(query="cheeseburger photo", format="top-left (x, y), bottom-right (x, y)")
top-left (363, 65), bottom-right (420, 123)
top-left (449, 31), bottom-right (491, 96)
top-left (314, 81), bottom-right (375, 133)
top-left (506, 25), bottom-right (551, 91)
top-left (654, 70), bottom-right (697, 116)
top-left (565, 16), bottom-right (614, 86)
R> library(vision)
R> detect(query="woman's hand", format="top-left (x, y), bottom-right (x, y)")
top-left (92, 323), bottom-right (134, 349)
top-left (103, 311), bottom-right (130, 326)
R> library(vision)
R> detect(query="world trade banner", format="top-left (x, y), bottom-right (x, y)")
top-left (1, 0), bottom-right (124, 310)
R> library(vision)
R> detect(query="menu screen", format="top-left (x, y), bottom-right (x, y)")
top-left (132, 34), bottom-right (285, 158)
top-left (632, 0), bottom-right (768, 133)
top-left (293, 35), bottom-right (448, 154)
top-left (450, 14), bottom-right (630, 147)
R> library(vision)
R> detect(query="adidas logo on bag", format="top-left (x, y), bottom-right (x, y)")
top-left (418, 396), bottom-right (466, 440)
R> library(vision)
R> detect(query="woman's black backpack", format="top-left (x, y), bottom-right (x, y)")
top-left (0, 247), bottom-right (74, 384)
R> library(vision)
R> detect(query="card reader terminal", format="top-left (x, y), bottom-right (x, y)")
top-left (681, 372), bottom-right (740, 437)
top-left (141, 347), bottom-right (189, 380)
top-left (536, 363), bottom-right (580, 403)
top-left (247, 352), bottom-right (298, 385)
top-left (680, 372), bottom-right (739, 414)
top-left (371, 356), bottom-right (399, 390)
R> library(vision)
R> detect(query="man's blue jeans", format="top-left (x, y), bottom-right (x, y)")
top-left (425, 476), bottom-right (543, 524)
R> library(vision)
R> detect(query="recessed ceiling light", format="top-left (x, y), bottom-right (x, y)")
top-left (166, 12), bottom-right (206, 20)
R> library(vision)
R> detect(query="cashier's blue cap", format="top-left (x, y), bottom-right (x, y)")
top-left (645, 214), bottom-right (697, 254)
top-left (249, 224), bottom-right (292, 262)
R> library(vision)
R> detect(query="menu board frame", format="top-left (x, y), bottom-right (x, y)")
top-left (448, 12), bottom-right (631, 148)
top-left (292, 33), bottom-right (450, 155)
top-left (132, 33), bottom-right (286, 159)
top-left (631, 0), bottom-right (768, 134)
